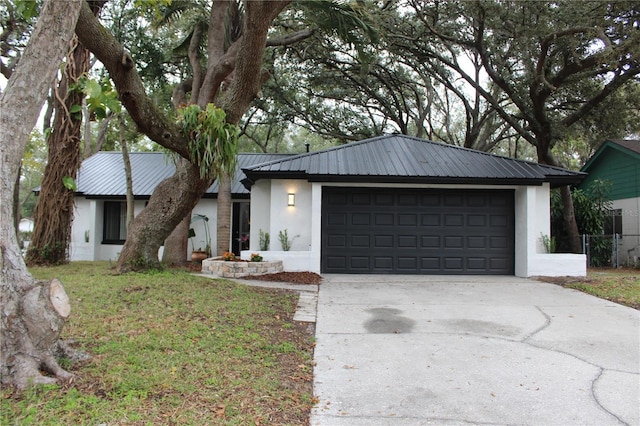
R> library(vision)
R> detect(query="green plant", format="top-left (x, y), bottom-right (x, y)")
top-left (551, 179), bottom-right (613, 265)
top-left (222, 251), bottom-right (235, 261)
top-left (278, 229), bottom-right (299, 251)
top-left (259, 229), bottom-right (270, 251)
top-left (250, 253), bottom-right (263, 262)
top-left (541, 234), bottom-right (556, 253)
top-left (178, 103), bottom-right (239, 180)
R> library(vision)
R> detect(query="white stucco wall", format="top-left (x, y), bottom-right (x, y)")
top-left (69, 198), bottom-right (97, 261)
top-left (248, 179), bottom-right (313, 253)
top-left (70, 197), bottom-right (217, 262)
top-left (514, 184), bottom-right (586, 277)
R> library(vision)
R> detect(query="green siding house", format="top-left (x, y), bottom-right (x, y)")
top-left (579, 139), bottom-right (640, 263)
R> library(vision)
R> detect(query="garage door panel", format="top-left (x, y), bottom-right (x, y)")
top-left (467, 236), bottom-right (487, 248)
top-left (351, 213), bottom-right (370, 226)
top-left (375, 193), bottom-right (394, 205)
top-left (444, 236), bottom-right (464, 248)
top-left (322, 188), bottom-right (514, 274)
top-left (421, 235), bottom-right (441, 248)
top-left (326, 256), bottom-right (347, 269)
top-left (375, 214), bottom-right (394, 226)
top-left (397, 257), bottom-right (418, 270)
top-left (352, 193), bottom-right (371, 205)
top-left (444, 257), bottom-right (464, 271)
top-left (399, 194), bottom-right (419, 206)
top-left (373, 257), bottom-right (393, 270)
top-left (398, 235), bottom-right (418, 248)
top-left (467, 215), bottom-right (487, 226)
top-left (327, 234), bottom-right (346, 248)
top-left (351, 234), bottom-right (370, 247)
top-left (490, 215), bottom-right (509, 227)
top-left (444, 194), bottom-right (464, 206)
top-left (467, 257), bottom-right (487, 270)
top-left (328, 212), bottom-right (347, 225)
top-left (421, 214), bottom-right (441, 226)
top-left (350, 257), bottom-right (370, 269)
top-left (399, 214), bottom-right (418, 226)
top-left (445, 215), bottom-right (464, 227)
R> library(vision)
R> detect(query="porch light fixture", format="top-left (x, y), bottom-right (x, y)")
top-left (287, 193), bottom-right (295, 206)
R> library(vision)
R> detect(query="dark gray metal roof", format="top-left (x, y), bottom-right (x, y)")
top-left (608, 139), bottom-right (640, 155)
top-left (76, 152), bottom-right (293, 198)
top-left (243, 135), bottom-right (585, 188)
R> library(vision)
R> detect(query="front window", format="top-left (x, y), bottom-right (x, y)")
top-left (103, 201), bottom-right (127, 244)
top-left (605, 209), bottom-right (623, 236)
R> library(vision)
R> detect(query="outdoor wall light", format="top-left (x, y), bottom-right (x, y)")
top-left (287, 193), bottom-right (295, 206)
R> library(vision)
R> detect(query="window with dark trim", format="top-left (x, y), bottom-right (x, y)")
top-left (605, 209), bottom-right (623, 236)
top-left (103, 201), bottom-right (127, 244)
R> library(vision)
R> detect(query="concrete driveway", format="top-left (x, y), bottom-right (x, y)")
top-left (311, 275), bottom-right (640, 426)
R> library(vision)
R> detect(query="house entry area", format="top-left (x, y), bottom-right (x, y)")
top-left (321, 187), bottom-right (515, 275)
top-left (232, 202), bottom-right (250, 255)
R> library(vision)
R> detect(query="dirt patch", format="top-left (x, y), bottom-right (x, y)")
top-left (535, 276), bottom-right (596, 285)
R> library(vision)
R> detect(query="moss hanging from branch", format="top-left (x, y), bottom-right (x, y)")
top-left (178, 104), bottom-right (239, 180)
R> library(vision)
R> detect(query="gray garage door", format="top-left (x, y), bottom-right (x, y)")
top-left (321, 187), bottom-right (514, 274)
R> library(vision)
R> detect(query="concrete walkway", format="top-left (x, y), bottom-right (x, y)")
top-left (311, 275), bottom-right (640, 426)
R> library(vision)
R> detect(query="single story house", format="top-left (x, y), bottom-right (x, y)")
top-left (71, 135), bottom-right (587, 276)
top-left (578, 139), bottom-right (640, 264)
top-left (70, 152), bottom-right (291, 262)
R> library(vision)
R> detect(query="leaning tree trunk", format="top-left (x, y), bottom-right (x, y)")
top-left (116, 162), bottom-right (212, 272)
top-left (1, 0), bottom-right (82, 389)
top-left (26, 34), bottom-right (91, 266)
top-left (162, 159), bottom-right (193, 266)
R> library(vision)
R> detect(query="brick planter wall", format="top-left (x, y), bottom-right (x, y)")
top-left (201, 257), bottom-right (284, 278)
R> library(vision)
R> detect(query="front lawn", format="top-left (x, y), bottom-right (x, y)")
top-left (1, 262), bottom-right (315, 425)
top-left (538, 268), bottom-right (640, 309)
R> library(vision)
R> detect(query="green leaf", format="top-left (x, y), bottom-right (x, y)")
top-left (62, 176), bottom-right (77, 191)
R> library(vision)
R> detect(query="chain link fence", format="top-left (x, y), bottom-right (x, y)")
top-left (582, 234), bottom-right (640, 268)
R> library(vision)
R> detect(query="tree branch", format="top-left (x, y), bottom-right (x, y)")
top-left (267, 29), bottom-right (314, 47)
top-left (74, 1), bottom-right (189, 159)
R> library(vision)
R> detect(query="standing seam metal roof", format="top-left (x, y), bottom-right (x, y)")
top-left (242, 134), bottom-right (585, 187)
top-left (76, 152), bottom-right (293, 198)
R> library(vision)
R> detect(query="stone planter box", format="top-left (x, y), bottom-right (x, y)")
top-left (201, 257), bottom-right (284, 278)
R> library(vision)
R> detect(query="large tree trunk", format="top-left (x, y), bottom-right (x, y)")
top-left (1, 0), bottom-right (82, 389)
top-left (161, 159), bottom-right (192, 266)
top-left (216, 173), bottom-right (233, 255)
top-left (115, 162), bottom-right (212, 272)
top-left (163, 215), bottom-right (191, 266)
top-left (26, 34), bottom-right (90, 265)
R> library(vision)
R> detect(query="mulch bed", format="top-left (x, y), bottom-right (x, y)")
top-left (243, 271), bottom-right (322, 285)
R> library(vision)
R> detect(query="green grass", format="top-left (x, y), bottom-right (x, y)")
top-left (1, 262), bottom-right (314, 425)
top-left (566, 269), bottom-right (640, 309)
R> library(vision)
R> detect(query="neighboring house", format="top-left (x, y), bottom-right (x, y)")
top-left (578, 139), bottom-right (640, 264)
top-left (72, 135), bottom-right (587, 277)
top-left (70, 152), bottom-right (291, 262)
top-left (241, 135), bottom-right (586, 277)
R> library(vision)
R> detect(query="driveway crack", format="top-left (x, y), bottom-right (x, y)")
top-left (522, 305), bottom-right (550, 343)
top-left (591, 368), bottom-right (631, 426)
